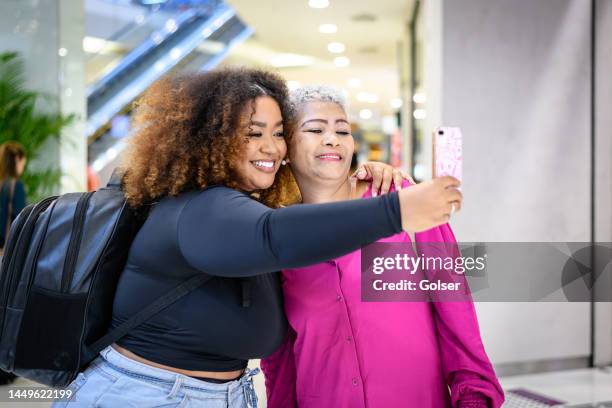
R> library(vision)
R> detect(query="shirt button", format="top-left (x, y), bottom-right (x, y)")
top-left (336, 295), bottom-right (342, 301)
top-left (352, 378), bottom-right (358, 386)
top-left (346, 336), bottom-right (352, 342)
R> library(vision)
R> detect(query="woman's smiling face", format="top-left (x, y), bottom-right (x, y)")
top-left (289, 101), bottom-right (354, 182)
top-left (234, 96), bottom-right (287, 191)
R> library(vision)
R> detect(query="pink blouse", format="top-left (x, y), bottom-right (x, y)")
top-left (261, 182), bottom-right (504, 408)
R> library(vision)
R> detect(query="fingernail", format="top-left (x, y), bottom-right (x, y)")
top-left (358, 169), bottom-right (366, 178)
top-left (372, 190), bottom-right (377, 197)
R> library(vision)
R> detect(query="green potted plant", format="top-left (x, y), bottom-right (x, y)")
top-left (0, 51), bottom-right (75, 202)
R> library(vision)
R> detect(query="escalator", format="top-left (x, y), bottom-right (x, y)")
top-left (85, 0), bottom-right (252, 174)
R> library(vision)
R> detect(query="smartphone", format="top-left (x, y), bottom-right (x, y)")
top-left (432, 127), bottom-right (462, 182)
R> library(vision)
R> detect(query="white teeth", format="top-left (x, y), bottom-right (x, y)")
top-left (318, 155), bottom-right (341, 159)
top-left (253, 161), bottom-right (274, 168)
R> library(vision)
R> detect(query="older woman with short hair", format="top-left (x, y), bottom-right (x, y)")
top-left (262, 86), bottom-right (504, 408)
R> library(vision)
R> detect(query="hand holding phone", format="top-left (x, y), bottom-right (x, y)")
top-left (397, 176), bottom-right (463, 231)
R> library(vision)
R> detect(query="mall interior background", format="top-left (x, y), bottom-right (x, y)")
top-left (0, 0), bottom-right (611, 405)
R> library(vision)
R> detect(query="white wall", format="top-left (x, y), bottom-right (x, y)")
top-left (422, 0), bottom-right (597, 370)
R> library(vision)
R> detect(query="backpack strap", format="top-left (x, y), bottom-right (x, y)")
top-left (88, 273), bottom-right (212, 357)
top-left (106, 168), bottom-right (125, 189)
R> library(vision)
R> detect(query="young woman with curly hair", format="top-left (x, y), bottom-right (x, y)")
top-left (55, 67), bottom-right (463, 408)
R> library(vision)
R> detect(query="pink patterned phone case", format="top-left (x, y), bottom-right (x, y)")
top-left (433, 127), bottom-right (462, 182)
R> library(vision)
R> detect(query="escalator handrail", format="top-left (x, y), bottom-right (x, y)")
top-left (87, 8), bottom-right (200, 98)
top-left (85, 10), bottom-right (152, 62)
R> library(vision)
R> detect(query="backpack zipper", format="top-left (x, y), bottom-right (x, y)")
top-left (60, 192), bottom-right (94, 293)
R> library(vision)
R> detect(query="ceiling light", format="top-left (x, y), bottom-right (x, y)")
top-left (382, 115), bottom-right (398, 133)
top-left (92, 160), bottom-right (104, 172)
top-left (309, 0), bottom-right (329, 9)
top-left (287, 81), bottom-right (301, 91)
top-left (359, 109), bottom-right (373, 120)
top-left (58, 48), bottom-right (68, 57)
top-left (348, 78), bottom-right (361, 88)
top-left (327, 42), bottom-right (345, 53)
top-left (213, 17), bottom-right (224, 28)
top-left (271, 53), bottom-right (314, 68)
top-left (152, 32), bottom-right (163, 45)
top-left (83, 37), bottom-right (105, 53)
top-left (135, 14), bottom-right (145, 25)
top-left (319, 24), bottom-right (337, 34)
top-left (165, 19), bottom-right (178, 33)
top-left (106, 147), bottom-right (119, 161)
top-left (83, 36), bottom-right (125, 55)
top-left (390, 98), bottom-right (403, 108)
top-left (170, 47), bottom-right (182, 60)
top-left (413, 92), bottom-right (427, 104)
top-left (154, 61), bottom-right (166, 72)
top-left (333, 56), bottom-right (350, 67)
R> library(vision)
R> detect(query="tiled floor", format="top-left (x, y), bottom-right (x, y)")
top-left (500, 367), bottom-right (612, 406)
top-left (0, 365), bottom-right (610, 407)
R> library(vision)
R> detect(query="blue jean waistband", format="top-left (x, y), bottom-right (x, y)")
top-left (98, 345), bottom-right (259, 394)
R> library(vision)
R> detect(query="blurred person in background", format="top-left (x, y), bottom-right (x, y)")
top-left (87, 164), bottom-right (101, 192)
top-left (0, 141), bottom-right (27, 250)
top-left (261, 86), bottom-right (504, 408)
top-left (55, 68), bottom-right (461, 408)
top-left (0, 141), bottom-right (27, 384)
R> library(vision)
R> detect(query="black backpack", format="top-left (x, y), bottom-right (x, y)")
top-left (0, 171), bottom-right (210, 388)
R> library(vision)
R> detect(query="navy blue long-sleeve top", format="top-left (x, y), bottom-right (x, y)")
top-left (111, 185), bottom-right (402, 371)
top-left (0, 179), bottom-right (26, 248)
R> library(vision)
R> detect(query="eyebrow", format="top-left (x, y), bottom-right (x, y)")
top-left (301, 118), bottom-right (350, 127)
top-left (250, 120), bottom-right (283, 128)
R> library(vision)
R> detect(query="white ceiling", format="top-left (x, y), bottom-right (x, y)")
top-left (224, 0), bottom-right (414, 125)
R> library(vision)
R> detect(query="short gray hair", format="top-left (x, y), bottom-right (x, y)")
top-left (290, 85), bottom-right (348, 114)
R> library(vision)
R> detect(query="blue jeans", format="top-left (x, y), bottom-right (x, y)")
top-left (52, 346), bottom-right (259, 407)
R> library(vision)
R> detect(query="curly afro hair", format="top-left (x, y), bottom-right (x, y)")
top-left (121, 67), bottom-right (300, 208)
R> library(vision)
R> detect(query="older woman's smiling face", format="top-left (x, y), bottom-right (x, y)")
top-left (289, 101), bottom-right (354, 182)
